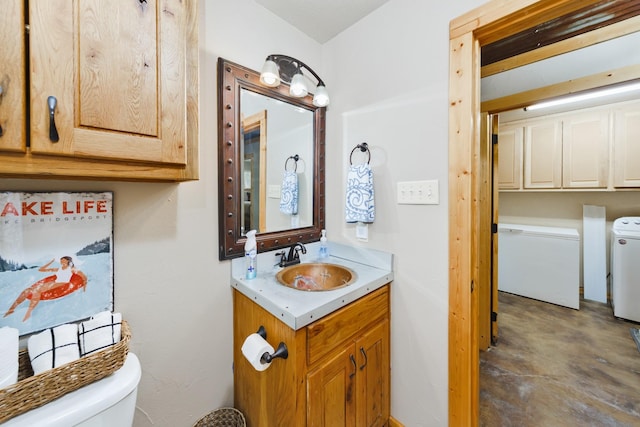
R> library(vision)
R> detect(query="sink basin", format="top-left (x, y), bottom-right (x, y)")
top-left (275, 263), bottom-right (357, 291)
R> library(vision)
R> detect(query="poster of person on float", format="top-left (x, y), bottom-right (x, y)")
top-left (0, 192), bottom-right (114, 336)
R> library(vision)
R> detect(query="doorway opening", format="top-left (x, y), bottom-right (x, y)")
top-left (448, 1), bottom-right (640, 425)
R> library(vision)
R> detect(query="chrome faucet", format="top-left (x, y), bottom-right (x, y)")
top-left (276, 243), bottom-right (307, 267)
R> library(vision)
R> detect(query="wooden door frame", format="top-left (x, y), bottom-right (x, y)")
top-left (448, 0), bottom-right (639, 425)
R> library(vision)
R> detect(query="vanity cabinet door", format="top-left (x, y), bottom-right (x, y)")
top-left (0, 0), bottom-right (27, 153)
top-left (355, 319), bottom-right (390, 427)
top-left (307, 345), bottom-right (356, 427)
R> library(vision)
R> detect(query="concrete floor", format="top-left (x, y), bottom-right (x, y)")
top-left (480, 292), bottom-right (640, 427)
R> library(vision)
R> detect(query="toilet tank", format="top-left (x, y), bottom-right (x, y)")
top-left (4, 353), bottom-right (141, 427)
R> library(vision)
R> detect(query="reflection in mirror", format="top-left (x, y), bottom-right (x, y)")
top-left (218, 58), bottom-right (326, 260)
top-left (240, 90), bottom-right (314, 234)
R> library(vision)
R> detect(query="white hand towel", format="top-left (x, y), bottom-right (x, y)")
top-left (28, 323), bottom-right (79, 375)
top-left (279, 170), bottom-right (299, 215)
top-left (78, 311), bottom-right (122, 357)
top-left (0, 326), bottom-right (19, 389)
top-left (345, 163), bottom-right (375, 223)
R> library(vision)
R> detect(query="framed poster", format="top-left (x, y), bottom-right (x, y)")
top-left (0, 192), bottom-right (114, 336)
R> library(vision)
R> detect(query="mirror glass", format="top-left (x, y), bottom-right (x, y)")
top-left (240, 89), bottom-right (314, 233)
top-left (218, 58), bottom-right (326, 260)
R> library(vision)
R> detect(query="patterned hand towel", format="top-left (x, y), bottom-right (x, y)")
top-left (345, 163), bottom-right (375, 223)
top-left (28, 323), bottom-right (79, 374)
top-left (79, 311), bottom-right (122, 357)
top-left (279, 170), bottom-right (299, 215)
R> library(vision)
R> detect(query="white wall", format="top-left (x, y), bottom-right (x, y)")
top-left (322, 0), bottom-right (484, 425)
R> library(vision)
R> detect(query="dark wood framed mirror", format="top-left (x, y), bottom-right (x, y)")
top-left (217, 58), bottom-right (326, 260)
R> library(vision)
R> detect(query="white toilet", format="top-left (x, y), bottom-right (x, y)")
top-left (4, 353), bottom-right (141, 427)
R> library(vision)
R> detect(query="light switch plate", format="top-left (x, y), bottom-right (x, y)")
top-left (397, 180), bottom-right (439, 205)
top-left (268, 184), bottom-right (281, 198)
top-left (356, 222), bottom-right (369, 241)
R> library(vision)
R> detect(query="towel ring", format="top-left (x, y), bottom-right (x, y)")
top-left (284, 154), bottom-right (299, 172)
top-left (350, 143), bottom-right (370, 165)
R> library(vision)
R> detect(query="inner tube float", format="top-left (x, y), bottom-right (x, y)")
top-left (25, 274), bottom-right (87, 300)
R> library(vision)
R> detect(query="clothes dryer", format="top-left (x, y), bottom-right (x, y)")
top-left (611, 217), bottom-right (640, 322)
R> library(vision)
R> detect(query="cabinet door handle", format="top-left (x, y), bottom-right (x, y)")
top-left (359, 347), bottom-right (367, 370)
top-left (349, 354), bottom-right (357, 379)
top-left (47, 96), bottom-right (59, 142)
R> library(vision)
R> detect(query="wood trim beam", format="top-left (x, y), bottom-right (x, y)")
top-left (450, 0), bottom-right (604, 44)
top-left (482, 14), bottom-right (640, 77)
top-left (448, 30), bottom-right (480, 427)
top-left (481, 63), bottom-right (640, 113)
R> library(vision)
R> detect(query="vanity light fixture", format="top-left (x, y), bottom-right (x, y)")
top-left (259, 54), bottom-right (330, 107)
top-left (524, 81), bottom-right (640, 111)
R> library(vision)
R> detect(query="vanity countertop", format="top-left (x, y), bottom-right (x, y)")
top-left (230, 242), bottom-right (394, 330)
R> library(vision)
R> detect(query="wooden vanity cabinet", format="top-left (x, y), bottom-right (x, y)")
top-left (0, 0), bottom-right (198, 182)
top-left (233, 285), bottom-right (390, 427)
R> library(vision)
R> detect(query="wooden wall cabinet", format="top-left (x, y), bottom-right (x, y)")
top-left (0, 0), bottom-right (198, 182)
top-left (233, 285), bottom-right (390, 427)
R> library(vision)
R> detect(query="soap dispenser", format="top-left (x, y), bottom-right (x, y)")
top-left (318, 229), bottom-right (329, 259)
top-left (244, 230), bottom-right (257, 279)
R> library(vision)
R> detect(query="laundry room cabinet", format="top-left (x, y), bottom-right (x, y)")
top-left (0, 0), bottom-right (198, 182)
top-left (497, 124), bottom-right (523, 190)
top-left (499, 106), bottom-right (611, 191)
top-left (523, 118), bottom-right (563, 189)
top-left (613, 102), bottom-right (640, 187)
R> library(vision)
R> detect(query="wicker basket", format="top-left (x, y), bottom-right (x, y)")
top-left (0, 320), bottom-right (131, 424)
top-left (193, 407), bottom-right (246, 427)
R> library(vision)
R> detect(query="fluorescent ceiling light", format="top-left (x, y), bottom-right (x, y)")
top-left (524, 81), bottom-right (640, 111)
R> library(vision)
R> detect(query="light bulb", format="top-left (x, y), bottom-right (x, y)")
top-left (259, 59), bottom-right (280, 87)
top-left (289, 72), bottom-right (308, 98)
top-left (313, 85), bottom-right (330, 107)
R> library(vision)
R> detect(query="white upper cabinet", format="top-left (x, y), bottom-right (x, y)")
top-left (497, 101), bottom-right (640, 191)
top-left (523, 118), bottom-right (563, 189)
top-left (613, 101), bottom-right (640, 188)
top-left (561, 111), bottom-right (609, 189)
top-left (497, 124), bottom-right (523, 190)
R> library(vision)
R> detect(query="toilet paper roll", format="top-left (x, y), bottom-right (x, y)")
top-left (241, 333), bottom-right (274, 372)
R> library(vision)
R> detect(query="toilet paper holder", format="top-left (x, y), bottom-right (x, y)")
top-left (256, 326), bottom-right (289, 364)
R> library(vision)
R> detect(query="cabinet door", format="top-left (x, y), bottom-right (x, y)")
top-left (524, 119), bottom-right (562, 188)
top-left (355, 319), bottom-right (390, 427)
top-left (29, 0), bottom-right (188, 165)
top-left (497, 125), bottom-right (523, 190)
top-left (0, 0), bottom-right (26, 153)
top-left (562, 111), bottom-right (609, 188)
top-left (308, 346), bottom-right (356, 427)
top-left (613, 103), bottom-right (640, 187)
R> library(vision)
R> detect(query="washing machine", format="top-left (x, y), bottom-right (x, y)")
top-left (611, 217), bottom-right (640, 322)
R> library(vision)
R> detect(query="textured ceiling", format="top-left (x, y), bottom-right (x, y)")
top-left (253, 0), bottom-right (391, 43)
